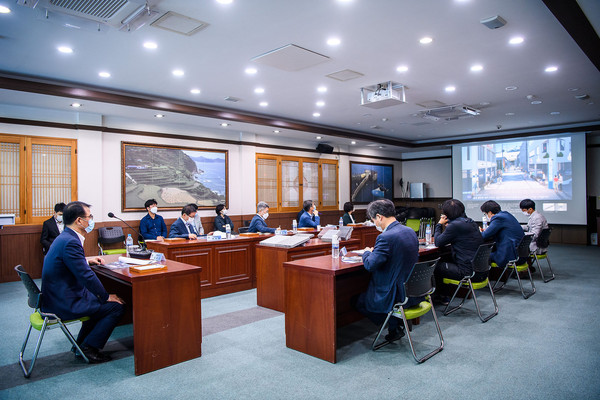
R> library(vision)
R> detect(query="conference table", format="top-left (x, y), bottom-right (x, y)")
top-left (283, 245), bottom-right (441, 363)
top-left (92, 254), bottom-right (202, 375)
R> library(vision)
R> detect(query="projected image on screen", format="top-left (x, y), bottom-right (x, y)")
top-left (461, 137), bottom-right (572, 201)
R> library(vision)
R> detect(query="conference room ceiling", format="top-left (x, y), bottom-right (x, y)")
top-left (0, 0), bottom-right (599, 149)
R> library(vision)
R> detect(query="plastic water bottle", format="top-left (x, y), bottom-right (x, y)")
top-left (276, 226), bottom-right (281, 235)
top-left (225, 224), bottom-right (231, 239)
top-left (332, 235), bottom-right (340, 259)
top-left (425, 224), bottom-right (432, 245)
top-left (339, 216), bottom-right (344, 228)
top-left (482, 216), bottom-right (488, 230)
top-left (292, 219), bottom-right (297, 234)
top-left (126, 234), bottom-right (133, 256)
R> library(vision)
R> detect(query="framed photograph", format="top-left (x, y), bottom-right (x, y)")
top-left (122, 142), bottom-right (228, 211)
top-left (350, 161), bottom-right (394, 204)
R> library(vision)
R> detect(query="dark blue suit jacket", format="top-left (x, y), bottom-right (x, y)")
top-left (298, 211), bottom-right (320, 228)
top-left (248, 214), bottom-right (275, 233)
top-left (41, 228), bottom-right (108, 320)
top-left (481, 211), bottom-right (524, 268)
top-left (361, 221), bottom-right (419, 313)
top-left (169, 217), bottom-right (197, 238)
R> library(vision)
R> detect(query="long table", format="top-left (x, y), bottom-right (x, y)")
top-left (92, 254), bottom-right (202, 375)
top-left (283, 246), bottom-right (440, 363)
top-left (256, 238), bottom-right (361, 312)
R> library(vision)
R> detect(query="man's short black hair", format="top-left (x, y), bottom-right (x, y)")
top-left (367, 199), bottom-right (395, 220)
top-left (480, 200), bottom-right (501, 215)
top-left (54, 202), bottom-right (66, 213)
top-left (187, 203), bottom-right (199, 211)
top-left (303, 200), bottom-right (314, 212)
top-left (519, 199), bottom-right (536, 210)
top-left (144, 199), bottom-right (157, 209)
top-left (215, 204), bottom-right (225, 215)
top-left (441, 199), bottom-right (465, 220)
top-left (343, 202), bottom-right (354, 214)
top-left (182, 204), bottom-right (196, 216)
top-left (63, 201), bottom-right (91, 225)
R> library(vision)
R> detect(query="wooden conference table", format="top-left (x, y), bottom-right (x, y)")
top-left (92, 254), bottom-right (202, 375)
top-left (283, 245), bottom-right (441, 363)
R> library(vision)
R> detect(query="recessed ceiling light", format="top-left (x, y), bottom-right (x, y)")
top-left (316, 101), bottom-right (325, 107)
top-left (445, 86), bottom-right (456, 92)
top-left (505, 112), bottom-right (515, 116)
top-left (327, 37), bottom-right (341, 46)
top-left (172, 69), bottom-right (184, 77)
top-left (254, 87), bottom-right (265, 94)
top-left (98, 71), bottom-right (111, 78)
top-left (245, 67), bottom-right (257, 75)
top-left (568, 87), bottom-right (579, 91)
top-left (379, 146), bottom-right (385, 149)
top-left (154, 114), bottom-right (164, 118)
top-left (531, 100), bottom-right (542, 105)
top-left (550, 111), bottom-right (560, 115)
top-left (396, 65), bottom-right (409, 72)
top-left (190, 88), bottom-right (200, 94)
top-left (505, 86), bottom-right (518, 91)
top-left (317, 86), bottom-right (327, 93)
top-left (313, 112), bottom-right (321, 117)
top-left (216, 0), bottom-right (233, 4)
top-left (479, 102), bottom-right (490, 106)
top-left (143, 41), bottom-right (157, 49)
top-left (70, 103), bottom-right (82, 108)
top-left (470, 64), bottom-right (483, 72)
top-left (316, 136), bottom-right (322, 140)
top-left (0, 5), bottom-right (11, 13)
top-left (259, 101), bottom-right (268, 107)
top-left (419, 37), bottom-right (433, 44)
top-left (273, 130), bottom-right (280, 133)
top-left (220, 123), bottom-right (229, 127)
top-left (509, 36), bottom-right (524, 45)
top-left (545, 66), bottom-right (558, 72)
top-left (57, 46), bottom-right (73, 54)
top-left (351, 141), bottom-right (356, 145)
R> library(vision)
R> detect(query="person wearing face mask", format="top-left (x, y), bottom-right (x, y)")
top-left (520, 198), bottom-right (548, 255)
top-left (248, 201), bottom-right (276, 233)
top-left (41, 202), bottom-right (66, 254)
top-left (168, 204), bottom-right (199, 239)
top-left (353, 199), bottom-right (419, 343)
top-left (342, 202), bottom-right (355, 226)
top-left (187, 203), bottom-right (205, 235)
top-left (213, 204), bottom-right (234, 233)
top-left (41, 201), bottom-right (125, 363)
top-left (139, 199), bottom-right (167, 241)
top-left (480, 200), bottom-right (524, 269)
top-left (298, 200), bottom-right (320, 228)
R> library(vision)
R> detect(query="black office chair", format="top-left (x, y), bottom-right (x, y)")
top-left (372, 258), bottom-right (444, 363)
top-left (532, 228), bottom-right (555, 282)
top-left (97, 226), bottom-right (126, 255)
top-left (238, 227), bottom-right (249, 234)
top-left (492, 235), bottom-right (536, 299)
top-left (443, 243), bottom-right (498, 322)
top-left (15, 265), bottom-right (89, 378)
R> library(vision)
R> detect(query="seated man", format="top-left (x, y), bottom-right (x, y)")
top-left (41, 202), bottom-right (66, 254)
top-left (41, 201), bottom-right (125, 363)
top-left (480, 200), bottom-right (524, 268)
top-left (353, 199), bottom-right (419, 342)
top-left (213, 204), bottom-right (234, 233)
top-left (434, 199), bottom-right (484, 299)
top-left (520, 199), bottom-right (549, 254)
top-left (248, 201), bottom-right (276, 233)
top-left (168, 204), bottom-right (199, 239)
top-left (139, 199), bottom-right (167, 241)
top-left (298, 200), bottom-right (320, 228)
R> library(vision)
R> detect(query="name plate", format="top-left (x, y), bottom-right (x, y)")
top-left (150, 252), bottom-right (165, 262)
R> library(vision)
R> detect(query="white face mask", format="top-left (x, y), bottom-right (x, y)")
top-left (376, 225), bottom-right (383, 233)
top-left (263, 212), bottom-right (269, 220)
top-left (522, 211), bottom-right (529, 216)
top-left (150, 206), bottom-right (158, 214)
top-left (56, 215), bottom-right (63, 223)
top-left (223, 209), bottom-right (228, 215)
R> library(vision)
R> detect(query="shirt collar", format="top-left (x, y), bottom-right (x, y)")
top-left (72, 228), bottom-right (85, 246)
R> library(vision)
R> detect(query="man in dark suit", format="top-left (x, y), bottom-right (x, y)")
top-left (354, 199), bottom-right (419, 342)
top-left (298, 200), bottom-right (320, 228)
top-left (248, 201), bottom-right (276, 233)
top-left (40, 202), bottom-right (66, 254)
top-left (168, 204), bottom-right (199, 239)
top-left (480, 200), bottom-right (524, 268)
top-left (41, 201), bottom-right (125, 363)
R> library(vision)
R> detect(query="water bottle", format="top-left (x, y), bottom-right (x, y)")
top-left (425, 224), bottom-right (432, 245)
top-left (199, 225), bottom-right (204, 236)
top-left (482, 216), bottom-right (488, 230)
top-left (331, 235), bottom-right (339, 259)
top-left (275, 226), bottom-right (281, 235)
top-left (126, 234), bottom-right (133, 256)
top-left (225, 224), bottom-right (231, 239)
top-left (339, 216), bottom-right (344, 228)
top-left (292, 219), bottom-right (297, 234)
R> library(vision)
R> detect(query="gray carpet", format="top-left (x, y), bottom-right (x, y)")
top-left (1, 244), bottom-right (599, 399)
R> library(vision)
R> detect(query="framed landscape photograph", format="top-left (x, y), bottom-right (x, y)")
top-left (121, 142), bottom-right (228, 211)
top-left (349, 161), bottom-right (394, 204)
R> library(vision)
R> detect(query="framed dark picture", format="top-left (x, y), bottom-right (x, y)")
top-left (121, 142), bottom-right (228, 211)
top-left (350, 161), bottom-right (394, 204)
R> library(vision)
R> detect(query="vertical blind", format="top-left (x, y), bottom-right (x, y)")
top-left (32, 144), bottom-right (73, 217)
top-left (0, 142), bottom-right (20, 219)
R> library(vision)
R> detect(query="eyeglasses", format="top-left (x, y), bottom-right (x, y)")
top-left (81, 214), bottom-right (93, 220)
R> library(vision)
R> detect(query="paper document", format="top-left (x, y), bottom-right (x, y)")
top-left (118, 256), bottom-right (154, 265)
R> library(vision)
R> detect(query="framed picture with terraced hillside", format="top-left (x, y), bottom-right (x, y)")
top-left (122, 142), bottom-right (228, 211)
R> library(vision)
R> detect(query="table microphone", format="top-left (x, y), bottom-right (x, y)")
top-left (107, 212), bottom-right (151, 257)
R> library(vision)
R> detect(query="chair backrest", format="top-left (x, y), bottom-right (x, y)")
top-left (98, 226), bottom-right (125, 245)
top-left (472, 243), bottom-right (495, 273)
top-left (403, 258), bottom-right (440, 299)
top-left (14, 265), bottom-right (41, 309)
top-left (238, 227), bottom-right (249, 234)
top-left (536, 228), bottom-right (551, 248)
top-left (405, 218), bottom-right (420, 232)
top-left (517, 234), bottom-right (534, 258)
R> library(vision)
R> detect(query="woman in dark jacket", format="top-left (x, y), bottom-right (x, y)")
top-left (342, 202), bottom-right (356, 226)
top-left (213, 204), bottom-right (234, 232)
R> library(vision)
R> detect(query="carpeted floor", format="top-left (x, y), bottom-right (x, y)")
top-left (1, 244), bottom-right (599, 399)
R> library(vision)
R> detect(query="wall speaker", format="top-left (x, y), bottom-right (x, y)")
top-left (316, 143), bottom-right (334, 154)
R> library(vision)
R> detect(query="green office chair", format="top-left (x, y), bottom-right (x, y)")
top-left (15, 265), bottom-right (90, 378)
top-left (443, 243), bottom-right (498, 322)
top-left (492, 235), bottom-right (536, 299)
top-left (372, 258), bottom-right (444, 363)
top-left (97, 226), bottom-right (127, 255)
top-left (532, 228), bottom-right (555, 282)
